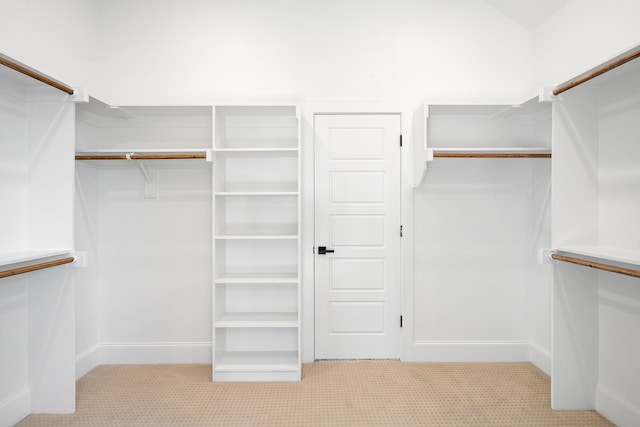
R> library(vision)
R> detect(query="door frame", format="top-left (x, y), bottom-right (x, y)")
top-left (300, 101), bottom-right (415, 363)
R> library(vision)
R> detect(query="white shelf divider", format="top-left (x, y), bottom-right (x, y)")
top-left (215, 312), bottom-right (299, 328)
top-left (215, 274), bottom-right (298, 284)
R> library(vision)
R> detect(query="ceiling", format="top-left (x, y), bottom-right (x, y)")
top-left (484, 0), bottom-right (571, 31)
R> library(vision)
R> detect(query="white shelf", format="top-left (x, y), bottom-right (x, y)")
top-left (432, 147), bottom-right (551, 154)
top-left (75, 148), bottom-right (212, 160)
top-left (76, 148), bottom-right (211, 154)
top-left (554, 246), bottom-right (640, 268)
top-left (0, 249), bottom-right (72, 267)
top-left (214, 351), bottom-right (299, 372)
top-left (213, 147), bottom-right (298, 156)
top-left (215, 274), bottom-right (298, 284)
top-left (215, 191), bottom-right (298, 197)
top-left (215, 234), bottom-right (298, 240)
top-left (215, 312), bottom-right (299, 328)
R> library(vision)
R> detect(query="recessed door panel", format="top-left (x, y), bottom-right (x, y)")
top-left (330, 258), bottom-right (385, 291)
top-left (330, 172), bottom-right (385, 203)
top-left (330, 302), bottom-right (385, 333)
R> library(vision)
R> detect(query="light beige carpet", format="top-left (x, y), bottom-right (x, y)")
top-left (17, 361), bottom-right (613, 426)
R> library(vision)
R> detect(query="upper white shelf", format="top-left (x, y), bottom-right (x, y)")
top-left (413, 96), bottom-right (552, 187)
top-left (554, 246), bottom-right (640, 268)
top-left (0, 249), bottom-right (72, 268)
top-left (432, 147), bottom-right (551, 158)
top-left (75, 148), bottom-right (212, 161)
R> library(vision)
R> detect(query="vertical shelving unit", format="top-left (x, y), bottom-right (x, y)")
top-left (548, 46), bottom-right (640, 425)
top-left (213, 105), bottom-right (301, 381)
top-left (0, 54), bottom-right (85, 422)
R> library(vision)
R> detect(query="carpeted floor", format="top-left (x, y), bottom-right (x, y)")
top-left (17, 361), bottom-right (614, 426)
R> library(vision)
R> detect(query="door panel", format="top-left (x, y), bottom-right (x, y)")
top-left (315, 114), bottom-right (401, 359)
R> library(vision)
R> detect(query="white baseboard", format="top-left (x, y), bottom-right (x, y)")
top-left (597, 384), bottom-right (640, 427)
top-left (75, 344), bottom-right (100, 379)
top-left (99, 341), bottom-right (212, 365)
top-left (406, 340), bottom-right (530, 362)
top-left (529, 342), bottom-right (552, 376)
top-left (0, 388), bottom-right (30, 427)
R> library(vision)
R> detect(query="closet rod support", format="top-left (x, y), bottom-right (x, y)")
top-left (0, 55), bottom-right (75, 95)
top-left (126, 153), bottom-right (153, 183)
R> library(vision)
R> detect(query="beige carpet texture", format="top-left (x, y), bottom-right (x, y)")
top-left (17, 361), bottom-right (614, 426)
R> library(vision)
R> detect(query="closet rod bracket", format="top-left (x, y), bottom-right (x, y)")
top-left (538, 248), bottom-right (553, 264)
top-left (71, 251), bottom-right (88, 268)
top-left (125, 153), bottom-right (158, 199)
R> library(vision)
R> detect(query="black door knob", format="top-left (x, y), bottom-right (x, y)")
top-left (318, 246), bottom-right (335, 255)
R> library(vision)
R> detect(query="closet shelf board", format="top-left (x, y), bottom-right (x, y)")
top-left (554, 246), bottom-right (640, 268)
top-left (432, 147), bottom-right (551, 158)
top-left (215, 192), bottom-right (299, 197)
top-left (214, 351), bottom-right (299, 372)
top-left (215, 274), bottom-right (299, 284)
top-left (214, 235), bottom-right (299, 240)
top-left (0, 249), bottom-right (72, 267)
top-left (215, 312), bottom-right (299, 328)
top-left (214, 148), bottom-right (298, 156)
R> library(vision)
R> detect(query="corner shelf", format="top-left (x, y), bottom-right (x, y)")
top-left (413, 97), bottom-right (552, 187)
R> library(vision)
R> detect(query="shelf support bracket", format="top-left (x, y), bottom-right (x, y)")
top-left (126, 153), bottom-right (157, 199)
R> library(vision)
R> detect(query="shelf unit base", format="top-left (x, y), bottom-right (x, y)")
top-left (213, 351), bottom-right (300, 382)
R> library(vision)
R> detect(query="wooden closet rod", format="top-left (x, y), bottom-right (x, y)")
top-left (434, 153), bottom-right (551, 159)
top-left (75, 153), bottom-right (208, 161)
top-left (0, 257), bottom-right (75, 279)
top-left (0, 56), bottom-right (75, 95)
top-left (551, 253), bottom-right (640, 279)
top-left (553, 47), bottom-right (640, 96)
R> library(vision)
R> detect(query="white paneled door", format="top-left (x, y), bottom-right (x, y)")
top-left (314, 114), bottom-right (401, 359)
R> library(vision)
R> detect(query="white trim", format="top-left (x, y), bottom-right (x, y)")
top-left (529, 341), bottom-right (552, 375)
top-left (75, 344), bottom-right (100, 379)
top-left (407, 340), bottom-right (531, 362)
top-left (597, 384), bottom-right (640, 427)
top-left (98, 342), bottom-right (212, 365)
top-left (0, 388), bottom-right (30, 427)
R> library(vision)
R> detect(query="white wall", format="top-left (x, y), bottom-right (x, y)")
top-left (0, 0), bottom-right (99, 89)
top-left (533, 0), bottom-right (640, 89)
top-left (90, 0), bottom-right (534, 106)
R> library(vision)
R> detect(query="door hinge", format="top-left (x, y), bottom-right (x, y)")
top-left (400, 225), bottom-right (403, 237)
top-left (400, 134), bottom-right (403, 147)
top-left (400, 315), bottom-right (403, 328)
